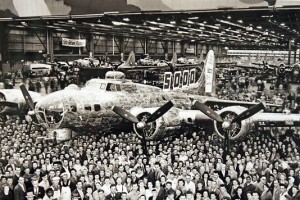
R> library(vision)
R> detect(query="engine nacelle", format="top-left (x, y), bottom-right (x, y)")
top-left (214, 106), bottom-right (252, 140)
top-left (130, 107), bottom-right (182, 140)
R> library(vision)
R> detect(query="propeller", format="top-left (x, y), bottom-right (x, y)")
top-left (193, 101), bottom-right (265, 128)
top-left (19, 84), bottom-right (39, 124)
top-left (112, 106), bottom-right (139, 123)
top-left (112, 101), bottom-right (174, 129)
top-left (0, 101), bottom-right (19, 108)
top-left (113, 101), bottom-right (173, 158)
top-left (20, 84), bottom-right (35, 110)
top-left (145, 101), bottom-right (174, 123)
top-left (193, 101), bottom-right (223, 122)
top-left (231, 102), bottom-right (265, 123)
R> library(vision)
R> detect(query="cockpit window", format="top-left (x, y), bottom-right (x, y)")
top-left (106, 83), bottom-right (114, 91)
top-left (0, 92), bottom-right (6, 101)
top-left (84, 105), bottom-right (92, 111)
top-left (94, 104), bottom-right (101, 111)
top-left (106, 83), bottom-right (121, 91)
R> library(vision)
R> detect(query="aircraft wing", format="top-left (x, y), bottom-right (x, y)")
top-left (235, 64), bottom-right (263, 70)
top-left (204, 99), bottom-right (281, 110)
top-left (216, 62), bottom-right (237, 67)
top-left (252, 112), bottom-right (300, 127)
top-left (0, 101), bottom-right (21, 116)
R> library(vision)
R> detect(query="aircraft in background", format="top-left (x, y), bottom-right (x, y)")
top-left (239, 0), bottom-right (277, 6)
top-left (233, 53), bottom-right (297, 76)
top-left (74, 57), bottom-right (100, 67)
top-left (117, 51), bottom-right (199, 70)
top-left (19, 50), bottom-right (300, 152)
top-left (0, 89), bottom-right (42, 117)
top-left (251, 53), bottom-right (286, 69)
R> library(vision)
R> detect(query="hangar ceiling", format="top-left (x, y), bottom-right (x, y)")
top-left (3, 6), bottom-right (300, 50)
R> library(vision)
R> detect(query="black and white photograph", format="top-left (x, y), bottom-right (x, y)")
top-left (1, 0), bottom-right (300, 199)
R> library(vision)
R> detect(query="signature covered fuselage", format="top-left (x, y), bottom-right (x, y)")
top-left (34, 78), bottom-right (210, 135)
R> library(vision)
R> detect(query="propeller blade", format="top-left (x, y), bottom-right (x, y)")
top-left (112, 106), bottom-right (139, 123)
top-left (145, 101), bottom-right (174, 124)
top-left (0, 107), bottom-right (19, 116)
top-left (232, 102), bottom-right (265, 123)
top-left (0, 101), bottom-right (19, 108)
top-left (26, 113), bottom-right (39, 124)
top-left (27, 122), bottom-right (32, 135)
top-left (31, 114), bottom-right (39, 124)
top-left (20, 84), bottom-right (35, 110)
top-left (193, 101), bottom-right (223, 122)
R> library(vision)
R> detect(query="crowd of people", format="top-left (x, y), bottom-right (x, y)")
top-left (0, 116), bottom-right (300, 200)
top-left (0, 66), bottom-right (300, 200)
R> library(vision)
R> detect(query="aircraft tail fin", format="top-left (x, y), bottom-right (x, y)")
top-left (124, 51), bottom-right (136, 66)
top-left (171, 52), bottom-right (177, 64)
top-left (195, 50), bottom-right (216, 95)
top-left (118, 51), bottom-right (136, 69)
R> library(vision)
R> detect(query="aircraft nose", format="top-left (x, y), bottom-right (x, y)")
top-left (35, 95), bottom-right (65, 127)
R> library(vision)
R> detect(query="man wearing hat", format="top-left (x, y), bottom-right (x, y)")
top-left (51, 176), bottom-right (61, 200)
top-left (60, 172), bottom-right (71, 200)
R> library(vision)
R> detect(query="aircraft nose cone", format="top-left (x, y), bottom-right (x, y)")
top-left (137, 122), bottom-right (145, 129)
top-left (222, 121), bottom-right (231, 129)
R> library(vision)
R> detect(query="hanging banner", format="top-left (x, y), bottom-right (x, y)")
top-left (204, 50), bottom-right (216, 94)
top-left (62, 38), bottom-right (86, 47)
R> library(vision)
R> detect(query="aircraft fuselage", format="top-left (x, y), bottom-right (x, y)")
top-left (34, 79), bottom-right (208, 136)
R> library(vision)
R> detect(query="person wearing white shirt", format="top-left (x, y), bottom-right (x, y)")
top-left (167, 172), bottom-right (178, 190)
top-left (101, 177), bottom-right (111, 196)
top-left (116, 177), bottom-right (128, 194)
top-left (184, 175), bottom-right (196, 194)
top-left (279, 184), bottom-right (291, 200)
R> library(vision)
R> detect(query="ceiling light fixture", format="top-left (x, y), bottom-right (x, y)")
top-left (21, 21), bottom-right (28, 26)
top-left (112, 21), bottom-right (126, 25)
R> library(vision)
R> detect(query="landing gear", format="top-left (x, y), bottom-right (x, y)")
top-left (216, 111), bottom-right (241, 157)
top-left (141, 130), bottom-right (149, 160)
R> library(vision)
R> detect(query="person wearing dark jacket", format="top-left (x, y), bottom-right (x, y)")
top-left (0, 185), bottom-right (14, 200)
top-left (14, 176), bottom-right (27, 200)
top-left (28, 179), bottom-right (45, 199)
top-left (105, 184), bottom-right (121, 200)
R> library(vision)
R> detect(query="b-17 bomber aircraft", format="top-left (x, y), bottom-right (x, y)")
top-left (19, 51), bottom-right (300, 148)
